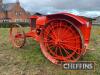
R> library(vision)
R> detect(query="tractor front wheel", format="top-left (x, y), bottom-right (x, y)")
top-left (10, 24), bottom-right (26, 48)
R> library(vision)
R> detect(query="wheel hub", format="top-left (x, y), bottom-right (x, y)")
top-left (54, 39), bottom-right (61, 45)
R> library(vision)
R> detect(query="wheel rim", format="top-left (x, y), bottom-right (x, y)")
top-left (40, 19), bottom-right (84, 64)
top-left (10, 24), bottom-right (26, 48)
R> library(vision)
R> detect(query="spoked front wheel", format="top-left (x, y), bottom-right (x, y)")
top-left (40, 19), bottom-right (84, 64)
top-left (10, 24), bottom-right (26, 48)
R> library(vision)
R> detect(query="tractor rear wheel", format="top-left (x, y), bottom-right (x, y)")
top-left (40, 19), bottom-right (84, 64)
top-left (10, 24), bottom-right (26, 48)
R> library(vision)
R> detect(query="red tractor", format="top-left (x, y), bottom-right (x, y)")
top-left (10, 13), bottom-right (92, 64)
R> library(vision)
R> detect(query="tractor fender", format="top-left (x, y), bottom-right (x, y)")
top-left (46, 13), bottom-right (89, 26)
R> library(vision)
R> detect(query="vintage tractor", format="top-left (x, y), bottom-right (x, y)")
top-left (10, 13), bottom-right (92, 64)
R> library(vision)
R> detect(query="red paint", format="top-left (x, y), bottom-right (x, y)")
top-left (10, 13), bottom-right (92, 64)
